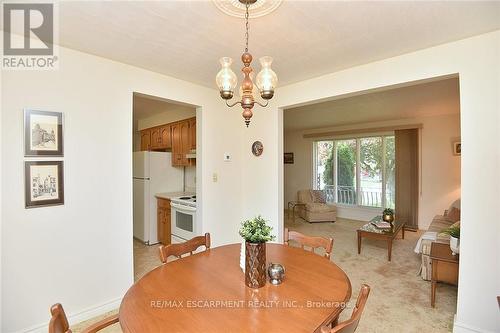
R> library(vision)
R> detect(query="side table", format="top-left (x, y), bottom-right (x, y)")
top-left (287, 201), bottom-right (306, 221)
top-left (430, 242), bottom-right (459, 307)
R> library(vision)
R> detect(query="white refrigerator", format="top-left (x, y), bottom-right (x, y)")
top-left (133, 151), bottom-right (183, 245)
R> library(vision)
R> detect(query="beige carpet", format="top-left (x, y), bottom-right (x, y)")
top-left (286, 216), bottom-right (457, 333)
top-left (73, 217), bottom-right (457, 332)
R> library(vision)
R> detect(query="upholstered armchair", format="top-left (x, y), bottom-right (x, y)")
top-left (297, 190), bottom-right (337, 223)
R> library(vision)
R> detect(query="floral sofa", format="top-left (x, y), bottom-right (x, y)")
top-left (297, 190), bottom-right (337, 223)
top-left (415, 199), bottom-right (460, 280)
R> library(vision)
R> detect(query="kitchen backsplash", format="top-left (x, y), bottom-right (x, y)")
top-left (185, 166), bottom-right (196, 193)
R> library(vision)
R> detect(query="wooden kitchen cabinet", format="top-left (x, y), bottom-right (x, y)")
top-left (160, 124), bottom-right (172, 149)
top-left (171, 122), bottom-right (183, 166)
top-left (180, 120), bottom-right (190, 164)
top-left (189, 117), bottom-right (196, 150)
top-left (171, 118), bottom-right (195, 167)
top-left (149, 125), bottom-right (171, 151)
top-left (157, 198), bottom-right (171, 245)
top-left (140, 129), bottom-right (151, 151)
top-left (140, 117), bottom-right (195, 167)
top-left (150, 126), bottom-right (161, 150)
top-left (140, 125), bottom-right (172, 151)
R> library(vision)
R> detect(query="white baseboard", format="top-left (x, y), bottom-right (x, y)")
top-left (18, 297), bottom-right (122, 333)
top-left (453, 315), bottom-right (495, 333)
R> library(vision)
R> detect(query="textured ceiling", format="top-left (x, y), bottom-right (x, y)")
top-left (58, 1), bottom-right (500, 88)
top-left (284, 77), bottom-right (460, 131)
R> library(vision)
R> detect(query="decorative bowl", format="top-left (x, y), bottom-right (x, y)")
top-left (267, 263), bottom-right (285, 285)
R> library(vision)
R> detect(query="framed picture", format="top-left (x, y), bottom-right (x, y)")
top-left (24, 109), bottom-right (63, 156)
top-left (453, 142), bottom-right (461, 156)
top-left (25, 161), bottom-right (64, 208)
top-left (252, 141), bottom-right (264, 157)
top-left (284, 152), bottom-right (294, 164)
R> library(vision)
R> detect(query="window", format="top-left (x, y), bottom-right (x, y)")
top-left (314, 135), bottom-right (395, 208)
top-left (360, 137), bottom-right (383, 207)
top-left (335, 139), bottom-right (356, 205)
top-left (314, 141), bottom-right (333, 190)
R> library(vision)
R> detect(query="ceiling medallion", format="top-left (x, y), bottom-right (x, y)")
top-left (215, 0), bottom-right (279, 127)
top-left (213, 0), bottom-right (282, 19)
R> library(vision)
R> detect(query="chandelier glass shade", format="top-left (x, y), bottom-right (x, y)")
top-left (255, 56), bottom-right (277, 99)
top-left (215, 0), bottom-right (278, 127)
top-left (216, 57), bottom-right (238, 99)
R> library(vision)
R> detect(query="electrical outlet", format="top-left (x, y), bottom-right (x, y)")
top-left (224, 153), bottom-right (231, 162)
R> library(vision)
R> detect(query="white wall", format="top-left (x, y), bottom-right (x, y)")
top-left (137, 108), bottom-right (196, 130)
top-left (252, 31), bottom-right (499, 332)
top-left (185, 166), bottom-right (196, 193)
top-left (0, 59), bottom-right (3, 331)
top-left (1, 43), bottom-right (244, 332)
top-left (284, 113), bottom-right (461, 229)
top-left (241, 100), bottom-right (283, 241)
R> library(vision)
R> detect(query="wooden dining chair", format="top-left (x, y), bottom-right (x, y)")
top-left (49, 303), bottom-right (118, 333)
top-left (284, 228), bottom-right (334, 259)
top-left (321, 284), bottom-right (371, 333)
top-left (159, 233), bottom-right (211, 263)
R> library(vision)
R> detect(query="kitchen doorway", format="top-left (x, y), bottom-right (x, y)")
top-left (132, 92), bottom-right (199, 281)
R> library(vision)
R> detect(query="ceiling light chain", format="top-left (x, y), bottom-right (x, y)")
top-left (215, 0), bottom-right (278, 127)
top-left (244, 1), bottom-right (249, 53)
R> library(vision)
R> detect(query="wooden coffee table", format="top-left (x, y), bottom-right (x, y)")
top-left (357, 216), bottom-right (405, 262)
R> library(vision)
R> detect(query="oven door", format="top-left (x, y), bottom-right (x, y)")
top-left (171, 202), bottom-right (197, 241)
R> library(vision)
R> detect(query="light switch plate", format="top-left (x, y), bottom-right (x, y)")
top-left (212, 173), bottom-right (218, 182)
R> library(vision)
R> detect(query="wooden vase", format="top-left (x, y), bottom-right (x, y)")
top-left (245, 242), bottom-right (267, 288)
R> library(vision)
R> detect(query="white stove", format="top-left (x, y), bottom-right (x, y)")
top-left (170, 195), bottom-right (196, 207)
top-left (170, 194), bottom-right (198, 242)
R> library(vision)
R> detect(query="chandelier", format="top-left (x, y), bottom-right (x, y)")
top-left (215, 0), bottom-right (278, 127)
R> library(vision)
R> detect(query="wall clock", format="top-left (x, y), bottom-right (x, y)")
top-left (252, 141), bottom-right (263, 156)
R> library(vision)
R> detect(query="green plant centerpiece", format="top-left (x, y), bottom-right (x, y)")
top-left (382, 208), bottom-right (395, 224)
top-left (441, 224), bottom-right (460, 255)
top-left (239, 216), bottom-right (276, 288)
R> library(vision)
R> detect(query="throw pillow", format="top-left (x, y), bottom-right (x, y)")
top-left (447, 207), bottom-right (461, 222)
top-left (310, 190), bottom-right (326, 203)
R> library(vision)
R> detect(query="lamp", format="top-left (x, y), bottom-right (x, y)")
top-left (215, 0), bottom-right (278, 127)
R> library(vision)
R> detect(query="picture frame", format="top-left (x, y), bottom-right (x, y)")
top-left (24, 109), bottom-right (63, 156)
top-left (25, 161), bottom-right (64, 208)
top-left (252, 141), bottom-right (264, 157)
top-left (453, 142), bottom-right (461, 156)
top-left (284, 152), bottom-right (294, 164)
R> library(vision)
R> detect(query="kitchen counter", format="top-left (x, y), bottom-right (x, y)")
top-left (155, 192), bottom-right (195, 200)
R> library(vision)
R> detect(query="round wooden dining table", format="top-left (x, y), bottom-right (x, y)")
top-left (119, 243), bottom-right (352, 333)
